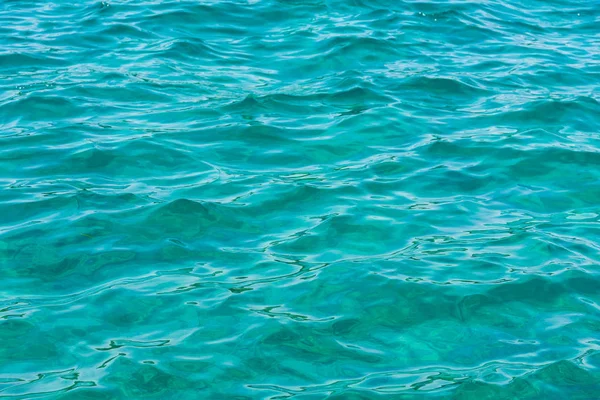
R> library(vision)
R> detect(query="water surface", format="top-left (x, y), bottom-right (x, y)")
top-left (1, 0), bottom-right (600, 398)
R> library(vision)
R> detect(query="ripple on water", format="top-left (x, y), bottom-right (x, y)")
top-left (1, 0), bottom-right (600, 398)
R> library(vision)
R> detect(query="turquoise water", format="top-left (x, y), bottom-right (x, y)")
top-left (2, 0), bottom-right (600, 398)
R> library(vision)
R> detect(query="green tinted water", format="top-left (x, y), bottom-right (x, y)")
top-left (1, 0), bottom-right (600, 398)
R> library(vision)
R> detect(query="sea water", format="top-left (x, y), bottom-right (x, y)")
top-left (1, 0), bottom-right (600, 398)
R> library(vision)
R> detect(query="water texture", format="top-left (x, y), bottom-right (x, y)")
top-left (1, 0), bottom-right (600, 398)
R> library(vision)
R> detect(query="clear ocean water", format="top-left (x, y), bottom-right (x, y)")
top-left (1, 0), bottom-right (600, 398)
